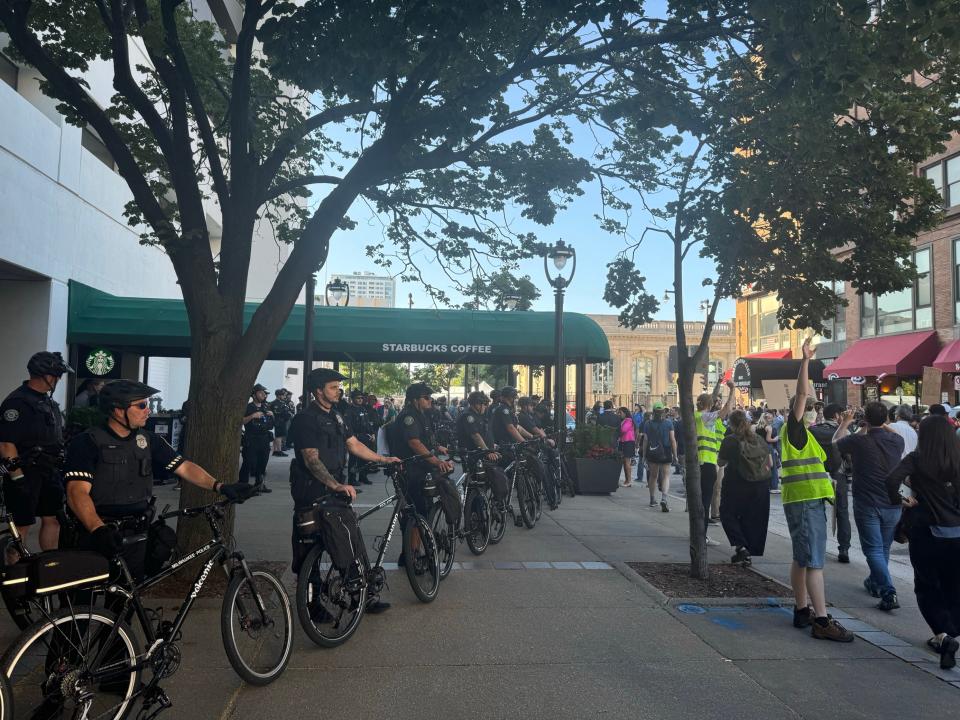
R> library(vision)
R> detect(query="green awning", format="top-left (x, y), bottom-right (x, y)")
top-left (67, 281), bottom-right (610, 364)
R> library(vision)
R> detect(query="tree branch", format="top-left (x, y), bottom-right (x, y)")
top-left (262, 175), bottom-right (342, 203)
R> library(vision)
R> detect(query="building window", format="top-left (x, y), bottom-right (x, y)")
top-left (953, 238), bottom-right (960, 323)
top-left (861, 247), bottom-right (931, 336)
top-left (0, 53), bottom-right (17, 90)
top-left (821, 280), bottom-right (846, 342)
top-left (923, 155), bottom-right (960, 209)
top-left (592, 361), bottom-right (613, 395)
top-left (746, 293), bottom-right (790, 353)
top-left (81, 127), bottom-right (116, 170)
top-left (630, 357), bottom-right (652, 395)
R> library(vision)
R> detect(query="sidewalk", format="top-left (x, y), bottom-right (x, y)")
top-left (1, 458), bottom-right (955, 719)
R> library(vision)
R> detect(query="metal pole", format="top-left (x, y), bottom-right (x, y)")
top-left (554, 287), bottom-right (565, 434)
top-left (303, 272), bottom-right (316, 395)
top-left (359, 362), bottom-right (365, 393)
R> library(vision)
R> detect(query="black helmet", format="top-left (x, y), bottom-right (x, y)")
top-left (305, 368), bottom-right (348, 393)
top-left (467, 391), bottom-right (489, 406)
top-left (405, 382), bottom-right (435, 402)
top-left (274, 388), bottom-right (286, 397)
top-left (350, 388), bottom-right (365, 399)
top-left (500, 386), bottom-right (518, 399)
top-left (252, 384), bottom-right (268, 396)
top-left (27, 351), bottom-right (74, 377)
top-left (98, 380), bottom-right (159, 413)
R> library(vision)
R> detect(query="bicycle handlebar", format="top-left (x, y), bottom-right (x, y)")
top-left (159, 497), bottom-right (237, 521)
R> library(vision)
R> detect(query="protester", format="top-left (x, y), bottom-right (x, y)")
top-left (808, 404), bottom-right (850, 563)
top-left (643, 404), bottom-right (676, 511)
top-left (885, 415), bottom-right (960, 669)
top-left (780, 339), bottom-right (853, 641)
top-left (834, 402), bottom-right (904, 611)
top-left (888, 406), bottom-right (918, 458)
top-left (757, 412), bottom-right (781, 494)
top-left (617, 407), bottom-right (636, 487)
top-left (718, 409), bottom-right (771, 566)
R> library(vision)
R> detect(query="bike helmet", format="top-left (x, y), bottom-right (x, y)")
top-left (500, 386), bottom-right (518, 400)
top-left (350, 388), bottom-right (365, 399)
top-left (98, 380), bottom-right (159, 414)
top-left (467, 391), bottom-right (489, 406)
top-left (27, 351), bottom-right (74, 377)
top-left (251, 384), bottom-right (268, 396)
top-left (305, 368), bottom-right (348, 393)
top-left (405, 383), bottom-right (434, 402)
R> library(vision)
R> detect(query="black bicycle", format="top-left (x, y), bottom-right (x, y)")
top-left (486, 440), bottom-right (540, 542)
top-left (295, 459), bottom-right (440, 649)
top-left (429, 449), bottom-right (492, 579)
top-left (1, 495), bottom-right (293, 720)
top-left (0, 457), bottom-right (56, 630)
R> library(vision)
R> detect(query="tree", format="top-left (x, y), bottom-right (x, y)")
top-left (339, 362), bottom-right (410, 398)
top-left (460, 269), bottom-right (541, 310)
top-left (412, 364), bottom-right (464, 398)
top-left (0, 2), bottom-right (795, 548)
top-left (600, 1), bottom-right (960, 578)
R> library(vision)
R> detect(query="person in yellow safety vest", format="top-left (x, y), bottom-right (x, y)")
top-left (780, 338), bottom-right (854, 642)
top-left (694, 379), bottom-right (735, 546)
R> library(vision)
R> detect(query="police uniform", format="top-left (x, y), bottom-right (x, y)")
top-left (456, 407), bottom-right (494, 452)
top-left (386, 405), bottom-right (436, 516)
top-left (0, 381), bottom-right (66, 526)
top-left (63, 424), bottom-right (184, 578)
top-left (287, 402), bottom-right (353, 507)
top-left (345, 401), bottom-right (379, 485)
top-left (490, 401), bottom-right (520, 446)
top-left (239, 399), bottom-right (274, 486)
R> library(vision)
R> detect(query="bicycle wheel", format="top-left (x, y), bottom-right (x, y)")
top-left (0, 670), bottom-right (11, 720)
top-left (2, 605), bottom-right (141, 720)
top-left (464, 489), bottom-right (490, 556)
top-left (295, 543), bottom-right (366, 648)
top-left (487, 493), bottom-right (507, 545)
top-left (402, 514), bottom-right (440, 603)
top-left (560, 455), bottom-right (576, 497)
top-left (428, 504), bottom-right (456, 580)
top-left (517, 472), bottom-right (537, 529)
top-left (221, 569), bottom-right (293, 686)
top-left (526, 459), bottom-right (544, 522)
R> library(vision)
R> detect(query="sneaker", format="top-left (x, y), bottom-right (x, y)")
top-left (271, 451), bottom-right (283, 457)
top-left (705, 536), bottom-right (720, 547)
top-left (837, 551), bottom-right (850, 564)
top-left (366, 598), bottom-right (391, 614)
top-left (731, 547), bottom-right (751, 566)
top-left (811, 617), bottom-right (855, 643)
top-left (649, 499), bottom-right (657, 507)
top-left (863, 578), bottom-right (879, 598)
top-left (940, 636), bottom-right (959, 670)
top-left (707, 517), bottom-right (719, 525)
top-left (793, 606), bottom-right (813, 629)
top-left (770, 489), bottom-right (781, 495)
top-left (877, 594), bottom-right (900, 612)
top-left (255, 484), bottom-right (272, 494)
top-left (660, 500), bottom-right (669, 513)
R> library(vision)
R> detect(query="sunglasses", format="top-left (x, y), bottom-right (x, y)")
top-left (128, 401), bottom-right (149, 410)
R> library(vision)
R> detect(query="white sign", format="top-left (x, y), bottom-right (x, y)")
top-left (381, 343), bottom-right (492, 354)
top-left (954, 375), bottom-right (960, 391)
top-left (851, 376), bottom-right (866, 386)
top-left (827, 372), bottom-right (839, 381)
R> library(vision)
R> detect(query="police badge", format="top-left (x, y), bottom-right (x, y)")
top-left (136, 434), bottom-right (148, 449)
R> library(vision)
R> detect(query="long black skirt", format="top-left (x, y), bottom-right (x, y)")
top-left (719, 478), bottom-right (770, 556)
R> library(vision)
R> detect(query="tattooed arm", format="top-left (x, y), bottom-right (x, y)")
top-left (300, 448), bottom-right (356, 501)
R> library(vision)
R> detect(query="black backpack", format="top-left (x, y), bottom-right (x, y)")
top-left (645, 421), bottom-right (671, 463)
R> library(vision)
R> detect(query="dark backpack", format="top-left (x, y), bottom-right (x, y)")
top-left (737, 435), bottom-right (770, 482)
top-left (645, 421), bottom-right (672, 463)
top-left (809, 423), bottom-right (842, 473)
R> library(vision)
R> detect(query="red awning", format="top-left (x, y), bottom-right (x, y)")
top-left (825, 330), bottom-right (940, 378)
top-left (748, 349), bottom-right (792, 360)
top-left (933, 339), bottom-right (960, 372)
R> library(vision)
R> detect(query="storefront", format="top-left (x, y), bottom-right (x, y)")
top-left (933, 339), bottom-right (960, 406)
top-left (822, 329), bottom-right (940, 407)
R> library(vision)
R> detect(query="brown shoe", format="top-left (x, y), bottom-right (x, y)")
top-left (811, 617), bottom-right (855, 643)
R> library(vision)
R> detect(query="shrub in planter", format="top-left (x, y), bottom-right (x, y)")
top-left (570, 425), bottom-right (620, 493)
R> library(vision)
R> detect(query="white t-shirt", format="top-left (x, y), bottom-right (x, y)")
top-left (888, 420), bottom-right (918, 458)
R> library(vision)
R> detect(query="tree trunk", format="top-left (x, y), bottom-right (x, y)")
top-left (677, 368), bottom-right (708, 579)
top-left (176, 331), bottom-right (254, 553)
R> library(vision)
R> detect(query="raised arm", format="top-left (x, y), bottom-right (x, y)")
top-left (793, 337), bottom-right (815, 421)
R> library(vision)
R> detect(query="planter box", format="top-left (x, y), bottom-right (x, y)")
top-left (573, 457), bottom-right (621, 494)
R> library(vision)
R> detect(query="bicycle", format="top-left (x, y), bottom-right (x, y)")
top-left (429, 449), bottom-right (492, 579)
top-left (486, 440), bottom-right (540, 541)
top-left (1, 495), bottom-right (293, 720)
top-left (0, 457), bottom-right (57, 630)
top-left (295, 458), bottom-right (441, 648)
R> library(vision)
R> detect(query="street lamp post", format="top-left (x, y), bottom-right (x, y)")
top-left (309, 277), bottom-right (348, 384)
top-left (502, 292), bottom-right (522, 311)
top-left (544, 240), bottom-right (576, 433)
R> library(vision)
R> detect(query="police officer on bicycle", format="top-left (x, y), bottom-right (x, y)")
top-left (518, 396), bottom-right (559, 510)
top-left (62, 380), bottom-right (248, 578)
top-left (490, 387), bottom-right (534, 447)
top-left (288, 368), bottom-right (399, 609)
top-left (456, 391), bottom-right (509, 504)
top-left (0, 351), bottom-right (74, 554)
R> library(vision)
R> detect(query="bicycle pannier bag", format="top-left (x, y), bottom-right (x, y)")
top-left (3, 550), bottom-right (110, 598)
top-left (436, 475), bottom-right (462, 526)
top-left (318, 503), bottom-right (369, 573)
top-left (145, 519), bottom-right (179, 576)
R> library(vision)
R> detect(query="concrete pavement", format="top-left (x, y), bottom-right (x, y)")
top-left (2, 457), bottom-right (957, 719)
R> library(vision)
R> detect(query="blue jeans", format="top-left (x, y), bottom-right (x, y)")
top-left (769, 446), bottom-right (780, 490)
top-left (853, 502), bottom-right (901, 599)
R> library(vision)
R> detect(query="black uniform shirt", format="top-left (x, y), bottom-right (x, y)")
top-left (456, 407), bottom-right (493, 451)
top-left (64, 426), bottom-right (183, 514)
top-left (345, 403), bottom-right (379, 438)
top-left (243, 401), bottom-right (274, 435)
top-left (490, 402), bottom-right (519, 445)
top-left (288, 402), bottom-right (353, 476)
top-left (389, 407), bottom-right (435, 455)
top-left (0, 382), bottom-right (64, 450)
top-left (518, 410), bottom-right (540, 435)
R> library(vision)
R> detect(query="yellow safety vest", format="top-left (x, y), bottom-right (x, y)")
top-left (695, 411), bottom-right (720, 465)
top-left (778, 423), bottom-right (835, 504)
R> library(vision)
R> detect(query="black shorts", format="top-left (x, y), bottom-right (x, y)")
top-left (619, 441), bottom-right (636, 457)
top-left (3, 472), bottom-right (64, 526)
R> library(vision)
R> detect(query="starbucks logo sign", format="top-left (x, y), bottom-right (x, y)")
top-left (85, 349), bottom-right (116, 376)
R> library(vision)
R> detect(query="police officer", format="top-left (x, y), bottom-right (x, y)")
top-left (271, 389), bottom-right (295, 457)
top-left (0, 351), bottom-right (73, 553)
top-left (239, 384), bottom-right (274, 493)
top-left (387, 384), bottom-right (454, 518)
top-left (456, 391), bottom-right (509, 504)
top-left (518, 396), bottom-right (559, 509)
top-left (345, 388), bottom-right (379, 489)
top-left (62, 380), bottom-right (248, 577)
top-left (490, 387), bottom-right (534, 447)
top-left (288, 368), bottom-right (398, 611)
